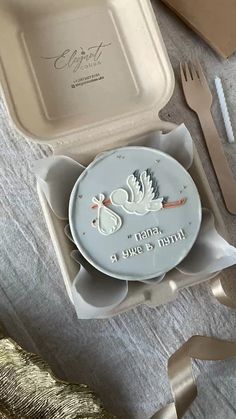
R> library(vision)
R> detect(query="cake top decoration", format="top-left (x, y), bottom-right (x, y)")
top-left (69, 147), bottom-right (202, 281)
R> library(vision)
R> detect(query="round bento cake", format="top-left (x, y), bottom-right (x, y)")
top-left (69, 147), bottom-right (202, 281)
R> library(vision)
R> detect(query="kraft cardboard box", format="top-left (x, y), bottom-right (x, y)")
top-left (161, 0), bottom-right (236, 58)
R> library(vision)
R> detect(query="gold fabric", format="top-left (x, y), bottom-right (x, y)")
top-left (152, 336), bottom-right (236, 419)
top-left (0, 336), bottom-right (115, 419)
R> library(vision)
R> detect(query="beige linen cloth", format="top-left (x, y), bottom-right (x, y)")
top-left (0, 1), bottom-right (236, 418)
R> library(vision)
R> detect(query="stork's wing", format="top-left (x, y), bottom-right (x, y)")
top-left (127, 175), bottom-right (143, 203)
top-left (140, 171), bottom-right (155, 203)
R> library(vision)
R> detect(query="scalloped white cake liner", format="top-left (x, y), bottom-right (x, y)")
top-left (33, 125), bottom-right (236, 319)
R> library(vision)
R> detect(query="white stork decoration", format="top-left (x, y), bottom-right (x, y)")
top-left (91, 170), bottom-right (187, 236)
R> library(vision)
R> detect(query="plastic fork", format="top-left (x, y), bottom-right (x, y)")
top-left (180, 60), bottom-right (236, 215)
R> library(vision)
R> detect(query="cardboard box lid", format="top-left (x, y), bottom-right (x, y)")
top-left (0, 0), bottom-right (174, 151)
top-left (161, 0), bottom-right (236, 58)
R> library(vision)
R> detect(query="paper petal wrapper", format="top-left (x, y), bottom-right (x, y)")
top-left (177, 209), bottom-right (236, 276)
top-left (33, 125), bottom-right (236, 319)
top-left (32, 156), bottom-right (85, 220)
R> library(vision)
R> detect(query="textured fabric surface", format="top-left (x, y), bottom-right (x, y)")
top-left (1, 1), bottom-right (236, 418)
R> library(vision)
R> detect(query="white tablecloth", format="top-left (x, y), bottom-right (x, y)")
top-left (1, 1), bottom-right (236, 417)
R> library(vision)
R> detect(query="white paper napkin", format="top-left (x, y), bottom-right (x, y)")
top-left (32, 156), bottom-right (85, 220)
top-left (70, 250), bottom-right (129, 319)
top-left (177, 209), bottom-right (236, 276)
top-left (144, 123), bottom-right (194, 170)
